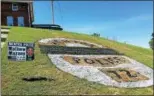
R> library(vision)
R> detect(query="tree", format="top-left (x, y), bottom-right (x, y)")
top-left (149, 32), bottom-right (153, 50)
top-left (92, 33), bottom-right (100, 37)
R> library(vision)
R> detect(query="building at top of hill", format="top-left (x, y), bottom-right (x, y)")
top-left (1, 0), bottom-right (34, 27)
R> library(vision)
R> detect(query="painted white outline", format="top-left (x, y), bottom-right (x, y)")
top-left (39, 38), bottom-right (153, 88)
top-left (39, 38), bottom-right (103, 48)
top-left (49, 54), bottom-right (153, 88)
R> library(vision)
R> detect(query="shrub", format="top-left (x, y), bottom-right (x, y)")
top-left (92, 33), bottom-right (100, 37)
top-left (149, 32), bottom-right (154, 50)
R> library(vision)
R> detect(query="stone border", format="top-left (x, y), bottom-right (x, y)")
top-left (39, 38), bottom-right (104, 48)
top-left (38, 38), bottom-right (122, 55)
top-left (48, 54), bottom-right (153, 88)
top-left (38, 38), bottom-right (153, 88)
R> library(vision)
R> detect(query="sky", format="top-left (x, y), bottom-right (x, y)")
top-left (33, 1), bottom-right (153, 48)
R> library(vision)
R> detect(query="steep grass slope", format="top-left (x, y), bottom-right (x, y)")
top-left (1, 26), bottom-right (153, 95)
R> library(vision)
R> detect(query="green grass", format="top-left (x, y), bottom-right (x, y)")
top-left (1, 26), bottom-right (153, 95)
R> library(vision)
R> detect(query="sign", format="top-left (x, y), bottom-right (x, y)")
top-left (48, 54), bottom-right (153, 88)
top-left (63, 56), bottom-right (130, 67)
top-left (99, 68), bottom-right (149, 83)
top-left (39, 38), bottom-right (122, 55)
top-left (39, 38), bottom-right (153, 88)
top-left (8, 42), bottom-right (35, 61)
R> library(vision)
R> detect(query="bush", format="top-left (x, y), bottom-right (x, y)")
top-left (149, 32), bottom-right (153, 50)
top-left (92, 33), bottom-right (100, 37)
top-left (149, 38), bottom-right (153, 50)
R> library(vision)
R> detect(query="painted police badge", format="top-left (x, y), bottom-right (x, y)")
top-left (39, 38), bottom-right (153, 88)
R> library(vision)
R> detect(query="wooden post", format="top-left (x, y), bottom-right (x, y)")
top-left (51, 0), bottom-right (54, 24)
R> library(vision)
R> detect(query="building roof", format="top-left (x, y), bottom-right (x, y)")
top-left (1, 0), bottom-right (33, 3)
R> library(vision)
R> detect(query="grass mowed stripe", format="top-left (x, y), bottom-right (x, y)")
top-left (1, 27), bottom-right (153, 95)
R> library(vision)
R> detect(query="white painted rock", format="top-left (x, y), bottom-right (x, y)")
top-left (1, 42), bottom-right (5, 48)
top-left (39, 38), bottom-right (153, 88)
top-left (39, 38), bottom-right (104, 48)
top-left (1, 34), bottom-right (8, 38)
top-left (48, 54), bottom-right (153, 88)
top-left (1, 29), bottom-right (10, 33)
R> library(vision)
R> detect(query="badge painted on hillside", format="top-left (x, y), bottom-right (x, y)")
top-left (39, 38), bottom-right (153, 88)
top-left (8, 42), bottom-right (35, 61)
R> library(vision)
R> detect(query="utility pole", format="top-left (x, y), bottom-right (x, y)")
top-left (51, 0), bottom-right (54, 24)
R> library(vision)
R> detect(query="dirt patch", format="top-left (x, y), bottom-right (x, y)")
top-left (1, 76), bottom-right (9, 88)
top-left (22, 76), bottom-right (55, 82)
top-left (63, 56), bottom-right (130, 67)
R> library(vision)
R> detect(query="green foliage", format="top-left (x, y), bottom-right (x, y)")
top-left (149, 32), bottom-right (153, 50)
top-left (92, 33), bottom-right (100, 37)
top-left (149, 39), bottom-right (153, 50)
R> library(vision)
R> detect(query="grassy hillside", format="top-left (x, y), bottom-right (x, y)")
top-left (1, 26), bottom-right (153, 95)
